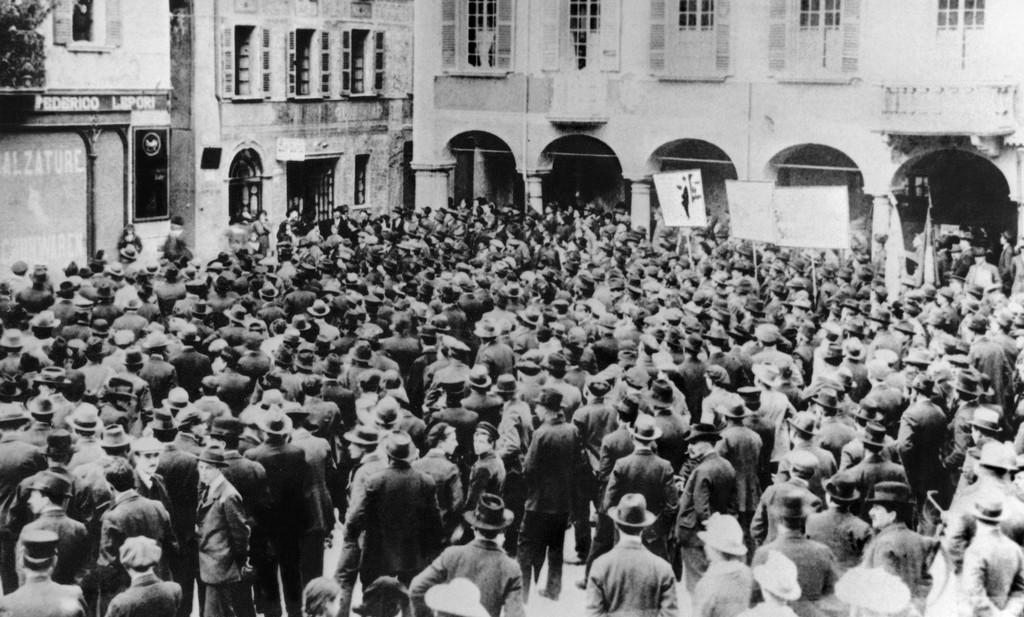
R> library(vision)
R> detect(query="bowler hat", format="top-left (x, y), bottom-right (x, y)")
top-left (629, 415), bottom-right (663, 442)
top-left (687, 423), bottom-right (721, 443)
top-left (463, 493), bottom-right (514, 530)
top-left (344, 425), bottom-right (380, 447)
top-left (867, 481), bottom-right (913, 506)
top-left (824, 476), bottom-right (861, 504)
top-left (198, 444), bottom-right (229, 467)
top-left (384, 431), bottom-right (416, 462)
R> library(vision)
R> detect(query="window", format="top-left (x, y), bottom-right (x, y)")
top-left (55, 0), bottom-right (121, 48)
top-left (72, 0), bottom-right (96, 41)
top-left (569, 0), bottom-right (600, 69)
top-left (679, 0), bottom-right (714, 31)
top-left (351, 29), bottom-right (368, 94)
top-left (441, 0), bottom-right (514, 72)
top-left (297, 30), bottom-right (314, 96)
top-left (342, 29), bottom-right (385, 95)
top-left (223, 25), bottom-right (271, 99)
top-left (794, 0), bottom-right (841, 70)
top-left (938, 0), bottom-right (985, 30)
top-left (354, 154), bottom-right (369, 206)
top-left (937, 0), bottom-right (986, 70)
top-left (765, 0), bottom-right (859, 77)
top-left (229, 149), bottom-right (263, 224)
top-left (235, 26), bottom-right (256, 96)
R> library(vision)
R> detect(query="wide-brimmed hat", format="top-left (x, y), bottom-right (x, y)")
top-left (862, 422), bottom-right (888, 448)
top-left (467, 369), bottom-right (492, 391)
top-left (198, 444), bottom-right (229, 467)
top-left (978, 441), bottom-right (1017, 472)
top-left (384, 431), bottom-right (416, 462)
top-left (0, 329), bottom-right (23, 351)
top-left (754, 550), bottom-right (801, 602)
top-left (974, 497), bottom-right (1004, 524)
top-left (100, 425), bottom-right (131, 450)
top-left (629, 414), bottom-right (663, 442)
top-left (307, 300), bottom-right (330, 318)
top-left (609, 493), bottom-right (657, 529)
top-left (687, 423), bottom-right (721, 444)
top-left (697, 513), bottom-right (746, 557)
top-left (344, 425), bottom-right (380, 446)
top-left (473, 320), bottom-right (498, 339)
top-left (424, 579), bottom-right (489, 617)
top-left (787, 411), bottom-right (818, 437)
top-left (717, 397), bottom-right (750, 419)
top-left (866, 481), bottom-right (913, 506)
top-left (69, 403), bottom-right (100, 433)
top-left (811, 388), bottom-right (839, 410)
top-left (970, 406), bottom-right (1002, 434)
top-left (824, 476), bottom-right (861, 504)
top-left (954, 372), bottom-right (984, 397)
top-left (463, 493), bottom-right (514, 531)
top-left (259, 413), bottom-right (291, 436)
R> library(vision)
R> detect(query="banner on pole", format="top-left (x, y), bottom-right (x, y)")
top-left (725, 181), bottom-right (776, 242)
top-left (772, 186), bottom-right (850, 249)
top-left (653, 170), bottom-right (707, 227)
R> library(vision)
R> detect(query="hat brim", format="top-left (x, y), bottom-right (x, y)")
top-left (609, 509), bottom-right (657, 529)
top-left (463, 509), bottom-right (514, 531)
top-left (697, 531), bottom-right (747, 556)
top-left (198, 456), bottom-right (228, 467)
top-left (786, 420), bottom-right (817, 436)
top-left (630, 427), bottom-right (664, 442)
top-left (686, 431), bottom-right (721, 444)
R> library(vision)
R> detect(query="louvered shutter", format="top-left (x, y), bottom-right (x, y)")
top-left (715, 0), bottom-right (731, 73)
top-left (441, 0), bottom-right (457, 69)
top-left (341, 29), bottom-right (352, 95)
top-left (321, 30), bottom-right (332, 97)
top-left (53, 0), bottom-right (71, 45)
top-left (261, 27), bottom-right (272, 98)
top-left (768, 0), bottom-right (788, 73)
top-left (601, 0), bottom-right (621, 71)
top-left (541, 0), bottom-right (560, 69)
top-left (649, 0), bottom-right (666, 74)
top-left (496, 0), bottom-right (514, 70)
top-left (374, 31), bottom-right (385, 92)
top-left (107, 0), bottom-right (122, 46)
top-left (841, 0), bottom-right (861, 73)
top-left (287, 30), bottom-right (296, 97)
top-left (222, 24), bottom-right (235, 99)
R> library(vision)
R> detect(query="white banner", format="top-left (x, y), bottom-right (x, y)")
top-left (653, 170), bottom-right (707, 227)
top-left (772, 186), bottom-right (850, 249)
top-left (725, 180), bottom-right (776, 242)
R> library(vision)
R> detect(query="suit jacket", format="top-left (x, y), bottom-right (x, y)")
top-left (817, 419), bottom-right (856, 471)
top-left (168, 348), bottom-right (212, 399)
top-left (897, 398), bottom-right (948, 496)
top-left (412, 450), bottom-right (464, 534)
top-left (693, 559), bottom-right (753, 617)
top-left (573, 402), bottom-right (619, 473)
top-left (962, 528), bottom-right (1024, 616)
top-left (523, 416), bottom-right (582, 514)
top-left (467, 451), bottom-right (506, 511)
top-left (805, 508), bottom-right (870, 573)
top-left (138, 358), bottom-right (177, 408)
top-left (99, 491), bottom-right (177, 581)
top-left (196, 475), bottom-right (250, 585)
top-left (462, 392), bottom-right (504, 429)
top-left (220, 450), bottom-right (268, 521)
top-left (651, 408), bottom-right (690, 474)
top-left (751, 530), bottom-right (838, 617)
top-left (346, 462), bottom-right (442, 576)
top-left (105, 573), bottom-right (182, 617)
top-left (430, 406), bottom-right (480, 470)
top-left (0, 434), bottom-right (46, 533)
top-left (380, 335), bottom-right (423, 383)
top-left (677, 450), bottom-right (737, 534)
top-left (863, 521), bottom-right (937, 600)
top-left (716, 424), bottom-right (763, 513)
top-left (585, 537), bottom-right (678, 617)
top-left (604, 448), bottom-right (677, 522)
top-left (474, 341), bottom-right (515, 382)
top-left (243, 439), bottom-right (308, 532)
top-left (18, 508), bottom-right (89, 585)
top-left (596, 429), bottom-right (634, 510)
top-left (291, 430), bottom-right (335, 533)
top-left (750, 480), bottom-right (822, 547)
top-left (845, 453), bottom-right (908, 510)
top-left (0, 577), bottom-right (87, 617)
top-left (155, 443), bottom-right (199, 547)
top-left (410, 538), bottom-right (524, 617)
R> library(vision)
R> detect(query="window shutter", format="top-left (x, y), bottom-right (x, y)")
top-left (341, 29), bottom-right (352, 95)
top-left (841, 0), bottom-right (861, 73)
top-left (321, 30), bottom-right (332, 97)
top-left (222, 24), bottom-right (235, 99)
top-left (107, 0), bottom-right (123, 46)
top-left (441, 0), bottom-right (456, 69)
top-left (496, 0), bottom-right (514, 70)
top-left (53, 0), bottom-right (71, 46)
top-left (601, 0), bottom-right (621, 71)
top-left (287, 30), bottom-right (296, 97)
top-left (715, 0), bottom-right (731, 73)
top-left (768, 0), bottom-right (788, 73)
top-left (261, 27), bottom-right (272, 98)
top-left (541, 0), bottom-right (560, 69)
top-left (374, 31), bottom-right (386, 92)
top-left (649, 0), bottom-right (666, 74)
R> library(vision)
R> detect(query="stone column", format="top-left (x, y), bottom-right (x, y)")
top-left (871, 193), bottom-right (892, 259)
top-left (627, 176), bottom-right (652, 233)
top-left (521, 169), bottom-right (549, 214)
top-left (413, 164), bottom-right (453, 211)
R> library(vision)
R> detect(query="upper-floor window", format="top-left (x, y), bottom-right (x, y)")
top-left (937, 0), bottom-right (985, 70)
top-left (441, 0), bottom-right (513, 72)
top-left (938, 0), bottom-right (985, 30)
top-left (650, 0), bottom-right (728, 77)
top-left (221, 24), bottom-right (272, 100)
top-left (342, 29), bottom-right (385, 96)
top-left (54, 0), bottom-right (122, 49)
top-left (354, 154), bottom-right (369, 205)
top-left (540, 0), bottom-right (620, 72)
top-left (568, 0), bottom-right (601, 69)
top-left (765, 0), bottom-right (860, 78)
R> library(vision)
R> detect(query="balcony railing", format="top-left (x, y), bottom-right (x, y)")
top-left (546, 71), bottom-right (609, 126)
top-left (880, 83), bottom-right (1017, 136)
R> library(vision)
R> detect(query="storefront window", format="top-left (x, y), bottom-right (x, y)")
top-left (354, 154), bottom-right (369, 205)
top-left (287, 159), bottom-right (337, 224)
top-left (228, 149), bottom-right (263, 224)
top-left (134, 129), bottom-right (169, 221)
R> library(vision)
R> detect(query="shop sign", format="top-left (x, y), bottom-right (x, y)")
top-left (276, 138), bottom-right (307, 161)
top-left (33, 93), bottom-right (169, 113)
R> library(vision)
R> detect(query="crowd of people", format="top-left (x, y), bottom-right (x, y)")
top-left (0, 200), bottom-right (1022, 617)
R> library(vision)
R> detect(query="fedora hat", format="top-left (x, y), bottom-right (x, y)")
top-left (753, 550), bottom-right (801, 602)
top-left (69, 403), bottom-right (100, 433)
top-left (717, 397), bottom-right (750, 419)
top-left (787, 411), bottom-right (818, 437)
top-left (424, 579), bottom-right (489, 617)
top-left (974, 497), bottom-right (1004, 524)
top-left (971, 406), bottom-right (1002, 434)
top-left (811, 388), bottom-right (839, 410)
top-left (824, 476), bottom-right (861, 504)
top-left (494, 374), bottom-right (517, 394)
top-left (27, 397), bottom-right (55, 420)
top-left (198, 444), bottom-right (229, 467)
top-left (772, 490), bottom-right (811, 520)
top-left (307, 300), bottom-right (330, 318)
top-left (0, 329), bottom-right (23, 351)
top-left (629, 414), bottom-right (663, 442)
top-left (100, 425), bottom-right (131, 450)
top-left (978, 441), bottom-right (1017, 472)
top-left (954, 372), bottom-right (983, 397)
top-left (862, 422), bottom-right (888, 449)
top-left (344, 425), bottom-right (380, 446)
top-left (384, 431), bottom-right (416, 462)
top-left (34, 367), bottom-right (69, 388)
top-left (123, 347), bottom-right (145, 369)
top-left (697, 513), bottom-right (747, 557)
top-left (467, 368), bottom-right (492, 391)
top-left (609, 493), bottom-right (657, 529)
top-left (835, 567), bottom-right (911, 616)
top-left (687, 423), bottom-right (721, 444)
top-left (259, 413), bottom-right (291, 436)
top-left (473, 320), bottom-right (498, 339)
top-left (27, 470), bottom-right (71, 501)
top-left (867, 481), bottom-right (913, 506)
top-left (463, 493), bottom-right (514, 531)
top-left (44, 430), bottom-right (73, 459)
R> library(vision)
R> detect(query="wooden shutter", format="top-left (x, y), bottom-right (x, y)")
top-left (649, 0), bottom-right (666, 74)
top-left (496, 0), bottom-right (514, 70)
top-left (53, 0), bottom-right (71, 45)
top-left (341, 29), bottom-right (352, 95)
top-left (321, 30), bottom-right (332, 97)
top-left (601, 0), bottom-right (621, 71)
top-left (715, 0), bottom-right (731, 73)
top-left (107, 0), bottom-right (123, 46)
top-left (287, 30), bottom-right (296, 97)
top-left (841, 0), bottom-right (861, 73)
top-left (222, 24), bottom-right (235, 99)
top-left (768, 0), bottom-right (788, 73)
top-left (441, 0), bottom-right (457, 69)
top-left (261, 27), bottom-right (272, 98)
top-left (374, 31), bottom-right (386, 92)
top-left (541, 0), bottom-right (561, 69)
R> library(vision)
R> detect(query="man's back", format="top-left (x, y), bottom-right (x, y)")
top-left (0, 578), bottom-right (86, 617)
top-left (244, 439), bottom-right (308, 530)
top-left (524, 418), bottom-right (579, 514)
top-left (410, 538), bottom-right (524, 617)
top-left (585, 539), bottom-right (677, 617)
top-left (105, 573), bottom-right (182, 617)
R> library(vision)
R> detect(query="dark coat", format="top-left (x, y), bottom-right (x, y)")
top-left (291, 430), bottom-right (335, 533)
top-left (604, 448), bottom-right (677, 520)
top-left (412, 451), bottom-right (464, 534)
top-left (897, 398), bottom-right (947, 497)
top-left (104, 573), bottom-right (182, 617)
top-left (138, 358), bottom-right (178, 408)
top-left (167, 348), bottom-right (212, 399)
top-left (845, 453), bottom-right (908, 510)
top-left (196, 475), bottom-right (250, 585)
top-left (409, 538), bottom-right (524, 617)
top-left (585, 539), bottom-right (678, 617)
top-left (346, 462), bottom-right (442, 576)
top-left (462, 391), bottom-right (504, 429)
top-left (716, 424), bottom-right (763, 513)
top-left (651, 407), bottom-right (690, 474)
top-left (98, 491), bottom-right (177, 580)
top-left (751, 529), bottom-right (839, 617)
top-left (596, 428), bottom-right (634, 510)
top-left (243, 439), bottom-right (308, 532)
top-left (0, 434), bottom-right (46, 533)
top-left (0, 578), bottom-right (86, 617)
top-left (18, 508), bottom-right (89, 585)
top-left (466, 450), bottom-right (505, 511)
top-left (572, 402), bottom-right (618, 473)
top-left (220, 450), bottom-right (268, 521)
top-left (805, 507), bottom-right (871, 573)
top-left (523, 416), bottom-right (582, 514)
top-left (430, 406), bottom-right (480, 470)
top-left (861, 522), bottom-right (937, 601)
top-left (155, 443), bottom-right (199, 548)
top-left (750, 479), bottom-right (822, 546)
top-left (676, 450), bottom-right (737, 534)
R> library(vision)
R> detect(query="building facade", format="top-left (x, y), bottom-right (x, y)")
top-left (177, 0), bottom-right (414, 257)
top-left (0, 0), bottom-right (172, 274)
top-left (413, 0), bottom-right (1024, 248)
